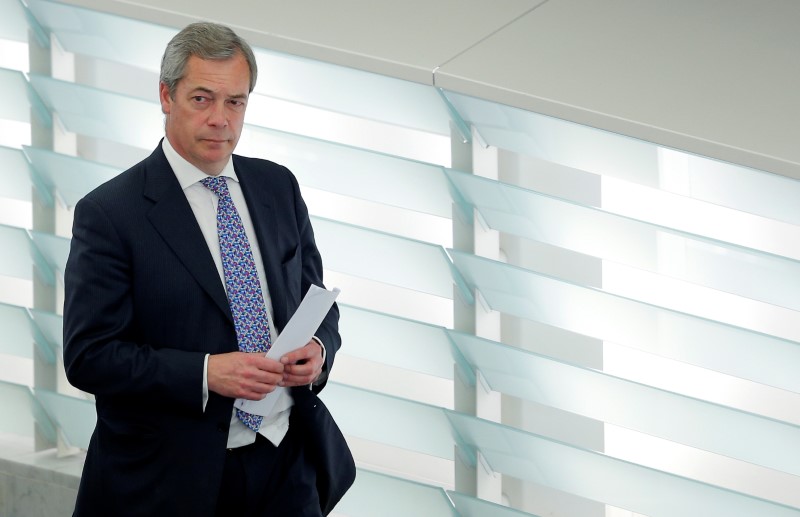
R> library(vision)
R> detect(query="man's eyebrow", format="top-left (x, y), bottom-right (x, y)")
top-left (189, 86), bottom-right (247, 98)
top-left (187, 87), bottom-right (247, 99)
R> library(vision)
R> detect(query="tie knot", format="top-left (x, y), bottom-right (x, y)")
top-left (201, 175), bottom-right (229, 197)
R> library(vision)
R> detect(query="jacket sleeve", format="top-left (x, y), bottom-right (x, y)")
top-left (288, 170), bottom-right (341, 392)
top-left (62, 195), bottom-right (205, 411)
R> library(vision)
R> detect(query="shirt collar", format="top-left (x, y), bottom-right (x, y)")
top-left (162, 136), bottom-right (239, 190)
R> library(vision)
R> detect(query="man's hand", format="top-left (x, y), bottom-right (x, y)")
top-left (207, 352), bottom-right (284, 400)
top-left (280, 340), bottom-right (324, 387)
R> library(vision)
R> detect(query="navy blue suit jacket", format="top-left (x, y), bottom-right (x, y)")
top-left (63, 142), bottom-right (353, 516)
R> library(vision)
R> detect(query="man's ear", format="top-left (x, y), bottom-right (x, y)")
top-left (159, 82), bottom-right (172, 115)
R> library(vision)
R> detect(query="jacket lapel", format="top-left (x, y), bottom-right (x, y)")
top-left (143, 144), bottom-right (233, 322)
top-left (234, 157), bottom-right (289, 329)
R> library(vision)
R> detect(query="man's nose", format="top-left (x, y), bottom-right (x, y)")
top-left (207, 101), bottom-right (227, 127)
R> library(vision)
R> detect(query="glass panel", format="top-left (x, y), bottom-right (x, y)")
top-left (335, 469), bottom-right (456, 517)
top-left (0, 146), bottom-right (32, 202)
top-left (339, 304), bottom-right (453, 379)
top-left (30, 309), bottom-right (63, 358)
top-left (35, 389), bottom-right (95, 449)
top-left (0, 303), bottom-right (33, 359)
top-left (312, 217), bottom-right (453, 299)
top-left (24, 146), bottom-right (119, 208)
top-left (448, 491), bottom-right (540, 517)
top-left (443, 89), bottom-right (800, 225)
top-left (0, 0), bottom-right (29, 42)
top-left (446, 412), bottom-right (800, 517)
top-left (0, 67), bottom-right (32, 124)
top-left (242, 127), bottom-right (452, 218)
top-left (250, 50), bottom-right (451, 136)
top-left (27, 0), bottom-right (171, 72)
top-left (446, 168), bottom-right (800, 311)
top-left (30, 231), bottom-right (70, 278)
top-left (0, 224), bottom-right (32, 280)
top-left (0, 381), bottom-right (35, 437)
top-left (449, 250), bottom-right (800, 394)
top-left (28, 74), bottom-right (162, 149)
top-left (450, 331), bottom-right (800, 475)
top-left (322, 382), bottom-right (454, 460)
top-left (442, 90), bottom-right (659, 186)
top-left (0, 303), bottom-right (54, 363)
top-left (599, 175), bottom-right (800, 262)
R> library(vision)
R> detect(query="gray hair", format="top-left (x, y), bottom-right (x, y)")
top-left (160, 22), bottom-right (258, 98)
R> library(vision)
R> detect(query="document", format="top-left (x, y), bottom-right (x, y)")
top-left (234, 285), bottom-right (340, 417)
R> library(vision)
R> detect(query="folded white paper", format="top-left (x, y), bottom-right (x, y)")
top-left (234, 285), bottom-right (339, 417)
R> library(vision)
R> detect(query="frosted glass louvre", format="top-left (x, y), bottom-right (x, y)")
top-left (443, 89), bottom-right (800, 223)
top-left (28, 74), bottom-right (162, 149)
top-left (26, 0), bottom-right (172, 72)
top-left (312, 217), bottom-right (454, 298)
top-left (244, 127), bottom-right (452, 218)
top-left (447, 413), bottom-right (800, 517)
top-left (442, 90), bottom-right (658, 185)
top-left (24, 146), bottom-right (119, 208)
top-left (335, 469), bottom-right (456, 517)
top-left (0, 224), bottom-right (33, 280)
top-left (0, 0), bottom-right (29, 42)
top-left (338, 304), bottom-right (454, 379)
top-left (450, 331), bottom-right (800, 475)
top-left (448, 492), bottom-right (539, 517)
top-left (449, 249), bottom-right (800, 394)
top-left (0, 303), bottom-right (34, 359)
top-left (30, 231), bottom-right (70, 279)
top-left (30, 309), bottom-right (63, 358)
top-left (0, 382), bottom-right (36, 437)
top-left (445, 168), bottom-right (800, 312)
top-left (322, 382), bottom-right (455, 460)
top-left (0, 68), bottom-right (33, 124)
top-left (252, 50), bottom-right (451, 136)
top-left (35, 389), bottom-right (95, 449)
top-left (0, 146), bottom-right (32, 202)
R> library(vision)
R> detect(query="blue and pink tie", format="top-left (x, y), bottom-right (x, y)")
top-left (202, 175), bottom-right (271, 432)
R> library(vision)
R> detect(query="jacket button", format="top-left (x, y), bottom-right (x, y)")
top-left (216, 422), bottom-right (227, 433)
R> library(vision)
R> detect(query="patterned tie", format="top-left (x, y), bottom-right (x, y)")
top-left (201, 175), bottom-right (271, 432)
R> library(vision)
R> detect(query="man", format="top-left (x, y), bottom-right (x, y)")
top-left (63, 22), bottom-right (354, 516)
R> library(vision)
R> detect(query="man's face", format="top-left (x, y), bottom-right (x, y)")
top-left (160, 53), bottom-right (250, 175)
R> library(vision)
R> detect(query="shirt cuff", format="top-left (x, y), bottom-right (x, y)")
top-left (202, 353), bottom-right (209, 412)
top-left (310, 336), bottom-right (327, 389)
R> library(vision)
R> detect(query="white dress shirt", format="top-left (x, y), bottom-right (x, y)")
top-left (162, 137), bottom-right (292, 448)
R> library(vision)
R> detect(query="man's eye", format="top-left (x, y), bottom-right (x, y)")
top-left (192, 96), bottom-right (207, 102)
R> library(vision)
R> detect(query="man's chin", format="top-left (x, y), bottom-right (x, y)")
top-left (200, 144), bottom-right (234, 160)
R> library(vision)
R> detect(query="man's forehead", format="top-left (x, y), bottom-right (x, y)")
top-left (179, 55), bottom-right (250, 92)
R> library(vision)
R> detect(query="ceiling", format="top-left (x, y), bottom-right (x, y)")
top-left (58, 0), bottom-right (800, 180)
